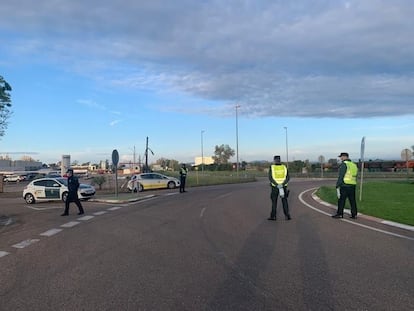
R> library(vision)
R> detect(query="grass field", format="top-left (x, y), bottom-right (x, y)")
top-left (316, 181), bottom-right (414, 226)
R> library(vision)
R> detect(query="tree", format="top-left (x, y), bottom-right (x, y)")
top-left (213, 144), bottom-right (235, 164)
top-left (0, 75), bottom-right (12, 138)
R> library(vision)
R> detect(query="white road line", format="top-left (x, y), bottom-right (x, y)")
top-left (60, 221), bottom-right (80, 228)
top-left (40, 228), bottom-right (63, 237)
top-left (299, 188), bottom-right (414, 241)
top-left (0, 251), bottom-right (10, 258)
top-left (12, 239), bottom-right (40, 249)
top-left (164, 193), bottom-right (179, 196)
top-left (108, 206), bottom-right (123, 211)
top-left (77, 215), bottom-right (94, 221)
top-left (93, 211), bottom-right (107, 215)
top-left (200, 207), bottom-right (206, 218)
top-left (27, 206), bottom-right (62, 210)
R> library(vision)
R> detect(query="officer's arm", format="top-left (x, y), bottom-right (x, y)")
top-left (269, 167), bottom-right (279, 186)
top-left (336, 163), bottom-right (346, 188)
top-left (284, 169), bottom-right (290, 186)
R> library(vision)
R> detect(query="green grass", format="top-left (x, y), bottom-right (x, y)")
top-left (316, 181), bottom-right (414, 226)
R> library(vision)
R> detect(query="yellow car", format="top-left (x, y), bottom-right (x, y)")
top-left (127, 173), bottom-right (180, 192)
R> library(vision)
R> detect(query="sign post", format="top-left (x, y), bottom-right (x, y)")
top-left (359, 136), bottom-right (365, 202)
top-left (112, 149), bottom-right (119, 197)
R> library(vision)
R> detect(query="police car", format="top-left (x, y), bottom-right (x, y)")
top-left (23, 177), bottom-right (96, 204)
top-left (127, 173), bottom-right (180, 192)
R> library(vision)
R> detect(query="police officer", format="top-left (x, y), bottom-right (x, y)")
top-left (61, 168), bottom-right (85, 216)
top-left (332, 152), bottom-right (358, 219)
top-left (179, 163), bottom-right (188, 193)
top-left (268, 155), bottom-right (291, 221)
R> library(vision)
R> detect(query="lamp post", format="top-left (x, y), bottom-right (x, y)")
top-left (284, 126), bottom-right (289, 169)
top-left (201, 130), bottom-right (205, 173)
top-left (235, 105), bottom-right (240, 176)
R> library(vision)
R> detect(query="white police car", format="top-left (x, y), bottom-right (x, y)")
top-left (127, 173), bottom-right (180, 192)
top-left (23, 177), bottom-right (95, 204)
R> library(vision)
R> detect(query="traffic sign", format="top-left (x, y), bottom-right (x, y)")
top-left (112, 149), bottom-right (119, 167)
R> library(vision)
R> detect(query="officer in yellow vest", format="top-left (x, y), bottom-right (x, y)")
top-left (179, 163), bottom-right (188, 193)
top-left (332, 152), bottom-right (358, 219)
top-left (268, 155), bottom-right (291, 221)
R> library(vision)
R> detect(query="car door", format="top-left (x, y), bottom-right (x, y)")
top-left (31, 180), bottom-right (48, 199)
top-left (139, 174), bottom-right (153, 189)
top-left (43, 179), bottom-right (62, 199)
top-left (152, 173), bottom-right (168, 189)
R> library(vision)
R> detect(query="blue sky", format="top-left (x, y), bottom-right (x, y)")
top-left (1, 0), bottom-right (413, 165)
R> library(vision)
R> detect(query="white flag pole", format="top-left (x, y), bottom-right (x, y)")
top-left (359, 136), bottom-right (365, 202)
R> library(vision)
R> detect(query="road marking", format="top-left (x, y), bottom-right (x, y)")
top-left (299, 188), bottom-right (414, 241)
top-left (108, 206), bottom-right (123, 211)
top-left (164, 192), bottom-right (179, 196)
top-left (200, 207), bottom-right (206, 218)
top-left (93, 211), bottom-right (107, 215)
top-left (12, 239), bottom-right (40, 249)
top-left (0, 251), bottom-right (10, 258)
top-left (40, 228), bottom-right (63, 237)
top-left (78, 215), bottom-right (94, 221)
top-left (61, 221), bottom-right (80, 228)
top-left (27, 206), bottom-right (62, 210)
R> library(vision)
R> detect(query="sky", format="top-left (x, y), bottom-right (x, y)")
top-left (1, 0), bottom-right (413, 165)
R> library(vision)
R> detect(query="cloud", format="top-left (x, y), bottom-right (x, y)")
top-left (109, 120), bottom-right (121, 127)
top-left (2, 0), bottom-right (414, 118)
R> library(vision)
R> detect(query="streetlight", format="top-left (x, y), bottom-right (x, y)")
top-left (284, 126), bottom-right (289, 169)
top-left (201, 130), bottom-right (205, 173)
top-left (235, 105), bottom-right (240, 176)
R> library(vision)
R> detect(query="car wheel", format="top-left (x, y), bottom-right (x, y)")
top-left (167, 181), bottom-right (176, 189)
top-left (138, 183), bottom-right (144, 192)
top-left (62, 192), bottom-right (68, 202)
top-left (24, 193), bottom-right (36, 204)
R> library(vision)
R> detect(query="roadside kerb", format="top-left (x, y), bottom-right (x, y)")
top-left (90, 194), bottom-right (156, 204)
top-left (311, 191), bottom-right (414, 232)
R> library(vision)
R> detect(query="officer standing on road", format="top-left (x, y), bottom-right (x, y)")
top-left (332, 152), bottom-right (358, 219)
top-left (179, 163), bottom-right (188, 193)
top-left (268, 155), bottom-right (291, 221)
top-left (61, 168), bottom-right (85, 216)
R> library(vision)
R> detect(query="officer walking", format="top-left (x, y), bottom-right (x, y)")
top-left (61, 168), bottom-right (85, 216)
top-left (332, 152), bottom-right (358, 219)
top-left (179, 163), bottom-right (188, 193)
top-left (268, 155), bottom-right (291, 221)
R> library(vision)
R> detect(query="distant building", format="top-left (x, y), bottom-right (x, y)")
top-left (194, 156), bottom-right (215, 166)
top-left (0, 159), bottom-right (42, 173)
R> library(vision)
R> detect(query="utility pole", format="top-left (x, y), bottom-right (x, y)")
top-left (201, 130), bottom-right (205, 173)
top-left (144, 136), bottom-right (154, 173)
top-left (284, 126), bottom-right (289, 169)
top-left (235, 105), bottom-right (240, 177)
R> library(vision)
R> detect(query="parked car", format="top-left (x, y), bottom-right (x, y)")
top-left (4, 175), bottom-right (23, 182)
top-left (127, 173), bottom-right (180, 192)
top-left (23, 177), bottom-right (96, 204)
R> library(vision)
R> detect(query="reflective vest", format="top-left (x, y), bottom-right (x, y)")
top-left (180, 167), bottom-right (188, 176)
top-left (343, 161), bottom-right (358, 185)
top-left (271, 164), bottom-right (287, 186)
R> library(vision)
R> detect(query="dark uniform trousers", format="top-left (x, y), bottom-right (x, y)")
top-left (270, 186), bottom-right (289, 218)
top-left (63, 193), bottom-right (84, 214)
top-left (337, 185), bottom-right (357, 216)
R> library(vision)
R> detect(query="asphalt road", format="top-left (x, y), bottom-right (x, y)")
top-left (1, 179), bottom-right (413, 310)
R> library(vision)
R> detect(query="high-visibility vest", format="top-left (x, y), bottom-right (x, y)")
top-left (271, 164), bottom-right (287, 186)
top-left (180, 167), bottom-right (188, 176)
top-left (343, 161), bottom-right (358, 185)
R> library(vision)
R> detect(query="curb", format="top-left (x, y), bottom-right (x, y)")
top-left (90, 194), bottom-right (156, 204)
top-left (311, 192), bottom-right (414, 232)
